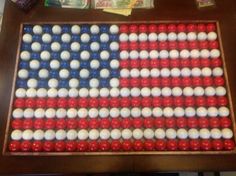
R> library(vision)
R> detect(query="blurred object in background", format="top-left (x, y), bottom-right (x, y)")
top-left (0, 14), bottom-right (2, 32)
top-left (195, 0), bottom-right (216, 9)
top-left (103, 0), bottom-right (138, 16)
top-left (45, 0), bottom-right (90, 9)
top-left (10, 0), bottom-right (38, 11)
top-left (92, 0), bottom-right (154, 9)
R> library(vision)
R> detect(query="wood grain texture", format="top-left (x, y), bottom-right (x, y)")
top-left (0, 0), bottom-right (236, 174)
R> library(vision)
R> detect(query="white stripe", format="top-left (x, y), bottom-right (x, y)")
top-left (12, 106), bottom-right (230, 119)
top-left (11, 128), bottom-right (233, 141)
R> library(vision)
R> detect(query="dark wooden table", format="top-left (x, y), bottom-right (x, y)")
top-left (0, 0), bottom-right (236, 174)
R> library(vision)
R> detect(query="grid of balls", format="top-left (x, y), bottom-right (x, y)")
top-left (8, 23), bottom-right (235, 153)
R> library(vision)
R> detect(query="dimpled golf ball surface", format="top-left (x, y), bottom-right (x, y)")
top-left (6, 22), bottom-right (235, 154)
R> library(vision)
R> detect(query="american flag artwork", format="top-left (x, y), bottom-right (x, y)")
top-left (5, 22), bottom-right (236, 154)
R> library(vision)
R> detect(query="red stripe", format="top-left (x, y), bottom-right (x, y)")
top-left (9, 139), bottom-right (236, 152)
top-left (120, 58), bottom-right (222, 69)
top-left (11, 117), bottom-right (232, 130)
top-left (13, 96), bottom-right (228, 109)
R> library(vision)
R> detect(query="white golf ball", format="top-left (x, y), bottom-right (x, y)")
top-left (211, 128), bottom-right (222, 139)
top-left (31, 42), bottom-right (41, 52)
top-left (110, 78), bottom-right (119, 88)
top-left (50, 60), bottom-right (60, 69)
top-left (11, 130), bottom-right (22, 140)
top-left (12, 108), bottom-right (24, 119)
top-left (78, 108), bottom-right (88, 118)
top-left (56, 129), bottom-right (67, 140)
top-left (207, 107), bottom-right (218, 117)
top-left (185, 107), bottom-right (196, 117)
top-left (122, 129), bottom-right (132, 139)
top-left (18, 69), bottom-right (29, 79)
top-left (157, 32), bottom-right (167, 41)
top-left (45, 108), bottom-right (56, 118)
top-left (144, 129), bottom-right (154, 139)
top-left (23, 33), bottom-right (32, 43)
top-left (100, 33), bottom-right (109, 42)
top-left (155, 129), bottom-right (166, 139)
top-left (26, 88), bottom-right (37, 98)
top-left (100, 69), bottom-right (110, 78)
top-left (90, 25), bottom-right (100, 34)
top-left (100, 88), bottom-right (110, 97)
top-left (71, 25), bottom-right (80, 34)
top-left (20, 51), bottom-right (30, 60)
top-left (177, 32), bottom-right (187, 41)
top-left (42, 33), bottom-right (52, 43)
top-left (207, 32), bottom-right (217, 41)
top-left (40, 51), bottom-right (50, 60)
top-left (78, 129), bottom-right (89, 140)
top-left (188, 129), bottom-right (199, 139)
top-left (89, 78), bottom-right (99, 88)
top-left (199, 128), bottom-right (210, 139)
top-left (78, 88), bottom-right (89, 97)
top-left (119, 33), bottom-right (128, 42)
top-left (15, 88), bottom-right (26, 98)
top-left (215, 86), bottom-right (226, 96)
top-left (56, 108), bottom-right (67, 118)
top-left (149, 33), bottom-right (158, 41)
top-left (166, 129), bottom-right (177, 139)
top-left (152, 107), bottom-right (163, 117)
top-left (111, 129), bottom-right (121, 140)
top-left (218, 107), bottom-right (230, 117)
top-left (120, 87), bottom-right (130, 97)
top-left (133, 129), bottom-right (143, 140)
top-left (51, 42), bottom-right (61, 52)
top-left (67, 129), bottom-right (77, 140)
top-left (80, 50), bottom-right (90, 60)
top-left (212, 67), bottom-right (223, 77)
top-left (138, 33), bottom-right (148, 42)
top-left (52, 25), bottom-right (62, 34)
top-left (131, 107), bottom-right (141, 118)
top-left (68, 88), bottom-right (79, 97)
top-left (168, 32), bottom-right (177, 41)
top-left (33, 130), bottom-right (44, 140)
top-left (196, 107), bottom-right (207, 117)
top-left (177, 129), bottom-right (188, 139)
top-left (37, 88), bottom-right (47, 97)
top-left (163, 107), bottom-right (174, 117)
top-left (100, 50), bottom-right (110, 60)
top-left (90, 42), bottom-right (100, 51)
top-left (109, 108), bottom-right (120, 118)
top-left (80, 33), bottom-right (90, 43)
top-left (183, 87), bottom-right (194, 96)
top-left (90, 59), bottom-right (100, 69)
top-left (44, 130), bottom-right (56, 140)
top-left (59, 69), bottom-right (70, 79)
top-left (71, 42), bottom-right (80, 51)
top-left (129, 50), bottom-right (139, 59)
top-left (33, 25), bottom-right (43, 34)
top-left (222, 128), bottom-right (233, 139)
top-left (89, 129), bottom-right (99, 140)
top-left (61, 33), bottom-right (71, 43)
top-left (197, 32), bottom-right (207, 41)
top-left (187, 32), bottom-right (197, 41)
top-left (70, 60), bottom-right (80, 69)
top-left (89, 88), bottom-right (99, 98)
top-left (100, 129), bottom-right (110, 140)
top-left (109, 25), bottom-right (119, 34)
top-left (58, 88), bottom-right (69, 97)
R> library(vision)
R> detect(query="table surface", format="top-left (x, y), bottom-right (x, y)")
top-left (1, 0), bottom-right (236, 174)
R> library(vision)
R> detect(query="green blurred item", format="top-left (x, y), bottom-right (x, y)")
top-left (44, 0), bottom-right (90, 9)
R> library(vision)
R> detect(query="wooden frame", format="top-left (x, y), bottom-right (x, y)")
top-left (2, 0), bottom-right (236, 173)
top-left (3, 20), bottom-right (236, 156)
